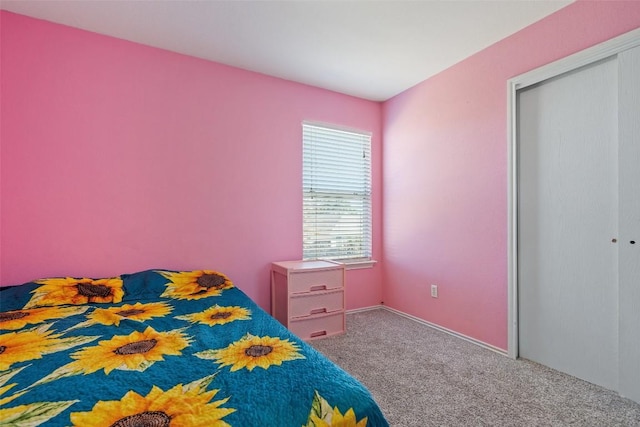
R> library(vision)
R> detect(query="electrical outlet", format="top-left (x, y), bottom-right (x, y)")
top-left (430, 284), bottom-right (438, 298)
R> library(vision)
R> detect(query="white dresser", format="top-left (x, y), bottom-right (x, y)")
top-left (270, 260), bottom-right (345, 340)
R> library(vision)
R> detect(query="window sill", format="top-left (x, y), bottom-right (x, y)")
top-left (337, 259), bottom-right (378, 270)
top-left (303, 258), bottom-right (377, 270)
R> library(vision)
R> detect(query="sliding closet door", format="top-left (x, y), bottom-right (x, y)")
top-left (618, 46), bottom-right (640, 402)
top-left (517, 56), bottom-right (619, 390)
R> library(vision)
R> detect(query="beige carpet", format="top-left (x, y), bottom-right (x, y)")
top-left (310, 309), bottom-right (640, 426)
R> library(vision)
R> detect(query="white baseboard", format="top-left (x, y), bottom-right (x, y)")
top-left (346, 305), bottom-right (384, 314)
top-left (347, 304), bottom-right (508, 356)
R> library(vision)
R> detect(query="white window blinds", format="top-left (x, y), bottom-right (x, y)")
top-left (302, 122), bottom-right (372, 261)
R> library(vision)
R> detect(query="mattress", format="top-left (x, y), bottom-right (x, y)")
top-left (0, 269), bottom-right (389, 426)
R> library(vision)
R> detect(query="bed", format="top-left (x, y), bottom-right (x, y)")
top-left (0, 269), bottom-right (389, 426)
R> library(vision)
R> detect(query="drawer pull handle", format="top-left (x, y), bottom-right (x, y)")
top-left (310, 308), bottom-right (327, 315)
top-left (310, 285), bottom-right (327, 292)
top-left (310, 330), bottom-right (327, 338)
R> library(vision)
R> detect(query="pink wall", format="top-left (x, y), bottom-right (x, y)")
top-left (0, 11), bottom-right (383, 312)
top-left (382, 0), bottom-right (640, 350)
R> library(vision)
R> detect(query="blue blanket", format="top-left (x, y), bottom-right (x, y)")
top-left (0, 269), bottom-right (389, 426)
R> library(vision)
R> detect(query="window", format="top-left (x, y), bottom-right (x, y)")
top-left (302, 122), bottom-right (372, 263)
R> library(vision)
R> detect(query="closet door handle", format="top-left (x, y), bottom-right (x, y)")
top-left (631, 240), bottom-right (636, 245)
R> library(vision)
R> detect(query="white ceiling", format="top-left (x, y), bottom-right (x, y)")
top-left (0, 0), bottom-right (572, 101)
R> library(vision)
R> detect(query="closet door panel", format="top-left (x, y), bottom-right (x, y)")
top-left (618, 45), bottom-right (640, 402)
top-left (518, 57), bottom-right (619, 390)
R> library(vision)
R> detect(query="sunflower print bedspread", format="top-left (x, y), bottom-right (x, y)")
top-left (0, 269), bottom-right (389, 426)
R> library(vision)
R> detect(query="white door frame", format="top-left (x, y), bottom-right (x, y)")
top-left (506, 27), bottom-right (640, 359)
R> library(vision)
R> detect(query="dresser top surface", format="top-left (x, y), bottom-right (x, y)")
top-left (272, 260), bottom-right (343, 272)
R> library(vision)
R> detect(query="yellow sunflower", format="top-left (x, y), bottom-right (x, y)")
top-left (0, 325), bottom-right (96, 371)
top-left (304, 391), bottom-right (368, 427)
top-left (63, 326), bottom-right (190, 375)
top-left (306, 407), bottom-right (368, 427)
top-left (88, 302), bottom-right (172, 326)
top-left (70, 375), bottom-right (235, 427)
top-left (25, 276), bottom-right (124, 308)
top-left (0, 306), bottom-right (88, 330)
top-left (159, 270), bottom-right (233, 300)
top-left (176, 305), bottom-right (251, 326)
top-left (195, 334), bottom-right (305, 372)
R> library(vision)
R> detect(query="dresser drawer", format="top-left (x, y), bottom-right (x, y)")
top-left (290, 289), bottom-right (344, 318)
top-left (289, 311), bottom-right (345, 340)
top-left (289, 268), bottom-right (343, 294)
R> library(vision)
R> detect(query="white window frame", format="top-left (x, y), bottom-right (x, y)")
top-left (302, 121), bottom-right (375, 269)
